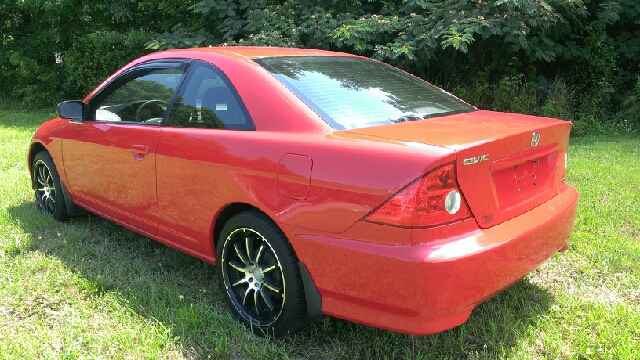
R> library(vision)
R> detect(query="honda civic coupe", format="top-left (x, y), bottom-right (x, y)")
top-left (28, 46), bottom-right (578, 337)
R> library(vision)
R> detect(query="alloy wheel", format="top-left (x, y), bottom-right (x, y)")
top-left (34, 159), bottom-right (57, 216)
top-left (221, 227), bottom-right (285, 326)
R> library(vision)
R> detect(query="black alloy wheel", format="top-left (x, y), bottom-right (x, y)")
top-left (32, 151), bottom-right (68, 221)
top-left (217, 210), bottom-right (308, 337)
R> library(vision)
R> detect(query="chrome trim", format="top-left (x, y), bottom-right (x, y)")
top-left (463, 154), bottom-right (489, 166)
top-left (531, 131), bottom-right (541, 146)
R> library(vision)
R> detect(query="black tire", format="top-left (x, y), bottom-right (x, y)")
top-left (216, 210), bottom-right (308, 337)
top-left (32, 151), bottom-right (68, 221)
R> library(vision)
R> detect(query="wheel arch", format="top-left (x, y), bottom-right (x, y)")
top-left (29, 142), bottom-right (85, 216)
top-left (28, 142), bottom-right (48, 189)
top-left (212, 202), bottom-right (324, 323)
top-left (212, 202), bottom-right (262, 251)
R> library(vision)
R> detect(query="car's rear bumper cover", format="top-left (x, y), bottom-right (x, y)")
top-left (283, 185), bottom-right (579, 335)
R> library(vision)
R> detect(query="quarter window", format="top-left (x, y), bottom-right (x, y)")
top-left (167, 61), bottom-right (254, 130)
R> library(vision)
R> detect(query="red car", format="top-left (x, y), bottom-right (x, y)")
top-left (29, 47), bottom-right (578, 337)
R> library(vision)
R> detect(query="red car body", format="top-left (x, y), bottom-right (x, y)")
top-left (29, 47), bottom-right (578, 335)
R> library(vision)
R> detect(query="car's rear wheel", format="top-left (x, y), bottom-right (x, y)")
top-left (217, 210), bottom-right (307, 337)
top-left (32, 151), bottom-right (68, 221)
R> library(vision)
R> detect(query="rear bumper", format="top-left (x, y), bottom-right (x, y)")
top-left (283, 185), bottom-right (579, 335)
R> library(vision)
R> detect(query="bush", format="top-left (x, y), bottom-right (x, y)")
top-left (62, 31), bottom-right (153, 100)
top-left (452, 75), bottom-right (575, 123)
top-left (612, 75), bottom-right (640, 133)
top-left (6, 52), bottom-right (65, 107)
top-left (492, 74), bottom-right (539, 115)
top-left (1, 0), bottom-right (638, 135)
top-left (539, 78), bottom-right (574, 121)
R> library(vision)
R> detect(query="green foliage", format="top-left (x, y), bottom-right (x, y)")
top-left (150, 0), bottom-right (639, 136)
top-left (0, 0), bottom-right (90, 105)
top-left (62, 31), bottom-right (153, 99)
top-left (539, 79), bottom-right (574, 121)
top-left (174, 0), bottom-right (588, 62)
top-left (0, 0), bottom-right (196, 106)
top-left (1, 0), bottom-right (638, 135)
top-left (453, 75), bottom-right (577, 128)
top-left (4, 29), bottom-right (152, 106)
top-left (492, 74), bottom-right (537, 114)
top-left (147, 26), bottom-right (213, 50)
top-left (611, 74), bottom-right (640, 133)
top-left (6, 52), bottom-right (64, 107)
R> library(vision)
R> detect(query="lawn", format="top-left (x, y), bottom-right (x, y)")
top-left (1, 109), bottom-right (638, 359)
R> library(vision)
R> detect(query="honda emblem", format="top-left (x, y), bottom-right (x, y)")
top-left (531, 132), bottom-right (541, 146)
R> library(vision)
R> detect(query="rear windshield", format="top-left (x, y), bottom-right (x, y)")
top-left (255, 56), bottom-right (475, 130)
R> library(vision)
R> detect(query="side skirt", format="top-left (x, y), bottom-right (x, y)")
top-left (66, 194), bottom-right (217, 265)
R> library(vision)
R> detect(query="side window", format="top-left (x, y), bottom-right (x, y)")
top-left (91, 68), bottom-right (184, 125)
top-left (167, 61), bottom-right (254, 130)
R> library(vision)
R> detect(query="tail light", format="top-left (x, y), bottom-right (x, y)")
top-left (364, 162), bottom-right (471, 228)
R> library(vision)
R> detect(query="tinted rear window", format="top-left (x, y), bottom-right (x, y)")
top-left (255, 56), bottom-right (475, 130)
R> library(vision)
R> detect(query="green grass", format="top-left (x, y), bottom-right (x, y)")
top-left (1, 109), bottom-right (639, 359)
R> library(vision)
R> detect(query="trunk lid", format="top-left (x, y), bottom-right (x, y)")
top-left (345, 110), bottom-right (572, 228)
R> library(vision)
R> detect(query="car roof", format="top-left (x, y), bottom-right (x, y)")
top-left (159, 46), bottom-right (357, 60)
top-left (86, 47), bottom-right (361, 133)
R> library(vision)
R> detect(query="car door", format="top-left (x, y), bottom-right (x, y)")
top-left (62, 61), bottom-right (189, 235)
top-left (155, 60), bottom-right (255, 253)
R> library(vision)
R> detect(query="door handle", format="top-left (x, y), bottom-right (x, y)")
top-left (131, 144), bottom-right (149, 160)
top-left (131, 144), bottom-right (149, 155)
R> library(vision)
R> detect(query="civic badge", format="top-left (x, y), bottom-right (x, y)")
top-left (463, 154), bottom-right (489, 165)
top-left (531, 132), bottom-right (540, 146)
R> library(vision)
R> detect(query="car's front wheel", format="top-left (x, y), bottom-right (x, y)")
top-left (32, 151), bottom-right (68, 221)
top-left (216, 210), bottom-right (308, 337)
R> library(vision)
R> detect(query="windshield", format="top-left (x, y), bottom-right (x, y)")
top-left (255, 56), bottom-right (475, 130)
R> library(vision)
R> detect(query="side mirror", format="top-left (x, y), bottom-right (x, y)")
top-left (57, 100), bottom-right (85, 120)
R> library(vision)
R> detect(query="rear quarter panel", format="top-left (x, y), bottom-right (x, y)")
top-left (155, 128), bottom-right (455, 255)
